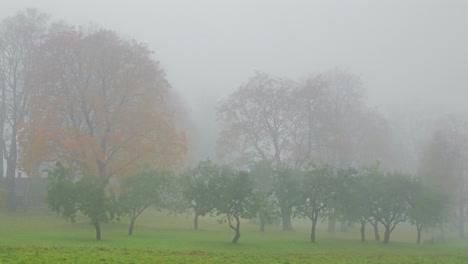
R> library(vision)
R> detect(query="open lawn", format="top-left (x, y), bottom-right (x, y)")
top-left (0, 209), bottom-right (467, 263)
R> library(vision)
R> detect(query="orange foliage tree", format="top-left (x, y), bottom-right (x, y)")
top-left (20, 28), bottom-right (187, 180)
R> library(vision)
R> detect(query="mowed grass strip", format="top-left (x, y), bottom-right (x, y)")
top-left (0, 209), bottom-right (467, 263)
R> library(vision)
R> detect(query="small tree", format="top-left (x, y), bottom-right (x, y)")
top-left (409, 182), bottom-right (449, 244)
top-left (250, 161), bottom-right (279, 232)
top-left (213, 168), bottom-right (256, 244)
top-left (295, 166), bottom-right (335, 243)
top-left (273, 167), bottom-right (303, 231)
top-left (46, 163), bottom-right (118, 240)
top-left (179, 160), bottom-right (219, 230)
top-left (334, 168), bottom-right (374, 242)
top-left (119, 170), bottom-right (172, 235)
top-left (372, 172), bottom-right (417, 244)
top-left (359, 163), bottom-right (387, 241)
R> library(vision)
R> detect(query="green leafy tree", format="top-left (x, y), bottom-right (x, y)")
top-left (273, 167), bottom-right (303, 231)
top-left (119, 170), bottom-right (172, 235)
top-left (180, 160), bottom-right (219, 230)
top-left (213, 168), bottom-right (257, 244)
top-left (371, 171), bottom-right (417, 244)
top-left (358, 163), bottom-right (388, 241)
top-left (46, 163), bottom-right (118, 240)
top-left (295, 166), bottom-right (336, 243)
top-left (334, 167), bottom-right (375, 242)
top-left (250, 161), bottom-right (279, 232)
top-left (409, 182), bottom-right (450, 244)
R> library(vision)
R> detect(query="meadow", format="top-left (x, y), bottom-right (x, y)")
top-left (0, 209), bottom-right (467, 263)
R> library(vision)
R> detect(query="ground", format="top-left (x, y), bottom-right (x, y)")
top-left (0, 209), bottom-right (467, 263)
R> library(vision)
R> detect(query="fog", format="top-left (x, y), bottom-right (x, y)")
top-left (2, 0), bottom-right (467, 161)
top-left (2, 2), bottom-right (468, 259)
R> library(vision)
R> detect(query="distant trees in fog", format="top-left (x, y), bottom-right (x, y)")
top-left (418, 115), bottom-right (468, 239)
top-left (217, 71), bottom-right (392, 171)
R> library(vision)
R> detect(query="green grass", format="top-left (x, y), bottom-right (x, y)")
top-left (0, 209), bottom-right (467, 263)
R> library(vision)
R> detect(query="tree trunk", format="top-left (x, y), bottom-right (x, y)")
top-left (5, 129), bottom-right (17, 212)
top-left (128, 218), bottom-right (136, 235)
top-left (371, 220), bottom-right (380, 241)
top-left (416, 225), bottom-right (422, 244)
top-left (360, 221), bottom-right (366, 242)
top-left (0, 80), bottom-right (5, 179)
top-left (310, 219), bottom-right (317, 243)
top-left (440, 222), bottom-right (445, 241)
top-left (94, 220), bottom-right (102, 240)
top-left (383, 226), bottom-right (391, 244)
top-left (0, 127), bottom-right (3, 179)
top-left (22, 176), bottom-right (32, 211)
top-left (260, 215), bottom-right (265, 232)
top-left (327, 216), bottom-right (336, 233)
top-left (459, 181), bottom-right (465, 239)
top-left (5, 173), bottom-right (15, 211)
top-left (340, 221), bottom-right (347, 232)
top-left (281, 213), bottom-right (293, 231)
top-left (193, 212), bottom-right (199, 230)
top-left (232, 215), bottom-right (241, 244)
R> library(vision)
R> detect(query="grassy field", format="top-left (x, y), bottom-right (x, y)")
top-left (0, 209), bottom-right (467, 263)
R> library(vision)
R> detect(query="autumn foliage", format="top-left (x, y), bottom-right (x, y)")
top-left (20, 28), bottom-right (187, 179)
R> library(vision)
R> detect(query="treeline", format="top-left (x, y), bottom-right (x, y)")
top-left (47, 160), bottom-right (448, 245)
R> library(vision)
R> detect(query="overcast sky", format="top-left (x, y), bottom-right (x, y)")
top-left (2, 0), bottom-right (468, 160)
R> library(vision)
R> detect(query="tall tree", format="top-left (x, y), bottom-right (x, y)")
top-left (217, 72), bottom-right (299, 168)
top-left (22, 28), bottom-right (187, 180)
top-left (418, 115), bottom-right (468, 238)
top-left (0, 9), bottom-right (49, 210)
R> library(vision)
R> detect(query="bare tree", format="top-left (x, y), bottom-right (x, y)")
top-left (217, 72), bottom-right (299, 168)
top-left (419, 114), bottom-right (468, 238)
top-left (0, 9), bottom-right (49, 210)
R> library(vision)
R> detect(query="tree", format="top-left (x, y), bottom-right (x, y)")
top-left (179, 160), bottom-right (219, 230)
top-left (273, 167), bottom-right (303, 231)
top-left (354, 163), bottom-right (389, 241)
top-left (119, 170), bottom-right (172, 235)
top-left (371, 171), bottom-right (417, 244)
top-left (46, 163), bottom-right (118, 240)
top-left (22, 27), bottom-right (187, 181)
top-left (418, 115), bottom-right (468, 239)
top-left (0, 188), bottom-right (7, 209)
top-left (0, 9), bottom-right (49, 210)
top-left (409, 182), bottom-right (449, 244)
top-left (217, 72), bottom-right (299, 168)
top-left (295, 166), bottom-right (335, 243)
top-left (333, 167), bottom-right (374, 242)
top-left (249, 161), bottom-right (279, 232)
top-left (213, 168), bottom-right (256, 244)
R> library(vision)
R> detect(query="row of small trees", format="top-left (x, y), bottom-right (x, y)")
top-left (47, 161), bottom-right (449, 244)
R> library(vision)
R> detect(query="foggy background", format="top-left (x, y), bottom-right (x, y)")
top-left (2, 0), bottom-right (467, 162)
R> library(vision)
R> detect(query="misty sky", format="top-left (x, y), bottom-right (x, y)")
top-left (2, 0), bottom-right (468, 160)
